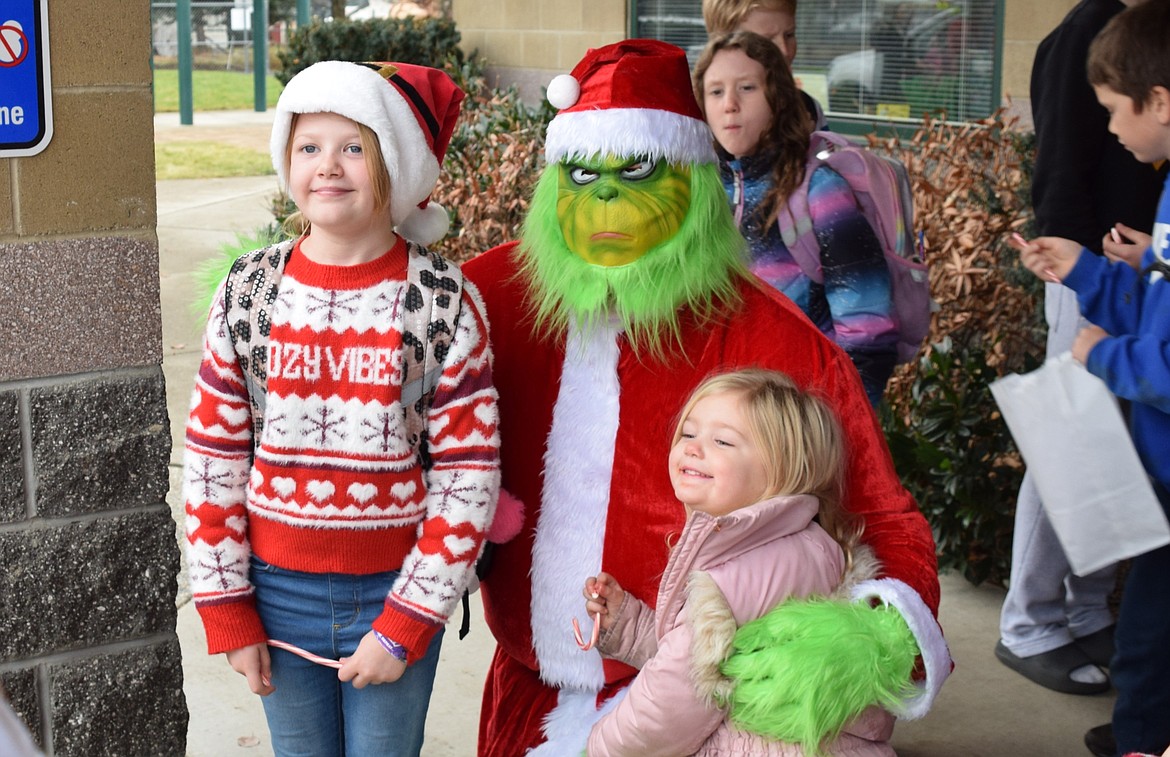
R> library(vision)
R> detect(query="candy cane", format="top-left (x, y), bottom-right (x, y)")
top-left (571, 612), bottom-right (601, 652)
top-left (267, 639), bottom-right (343, 669)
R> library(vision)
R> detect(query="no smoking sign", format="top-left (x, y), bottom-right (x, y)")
top-left (0, 21), bottom-right (30, 67)
top-left (0, 0), bottom-right (51, 158)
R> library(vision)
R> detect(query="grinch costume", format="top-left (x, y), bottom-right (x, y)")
top-left (463, 40), bottom-right (949, 756)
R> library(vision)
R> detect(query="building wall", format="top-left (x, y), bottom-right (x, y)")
top-left (454, 0), bottom-right (627, 101)
top-left (1003, 0), bottom-right (1078, 126)
top-left (454, 0), bottom-right (1081, 122)
top-left (0, 1), bottom-right (186, 754)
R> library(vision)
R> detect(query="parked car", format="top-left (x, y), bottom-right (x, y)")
top-left (826, 1), bottom-right (994, 121)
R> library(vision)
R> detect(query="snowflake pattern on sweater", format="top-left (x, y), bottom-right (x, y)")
top-left (183, 238), bottom-right (500, 659)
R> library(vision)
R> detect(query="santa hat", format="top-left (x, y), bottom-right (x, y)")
top-left (271, 60), bottom-right (464, 246)
top-left (544, 39), bottom-right (716, 166)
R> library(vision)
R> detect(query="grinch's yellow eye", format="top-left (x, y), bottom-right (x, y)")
top-left (569, 166), bottom-right (599, 185)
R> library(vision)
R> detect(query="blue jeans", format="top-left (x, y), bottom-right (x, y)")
top-left (1111, 481), bottom-right (1170, 755)
top-left (250, 556), bottom-right (444, 757)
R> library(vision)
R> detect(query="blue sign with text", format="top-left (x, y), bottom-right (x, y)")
top-left (0, 0), bottom-right (52, 157)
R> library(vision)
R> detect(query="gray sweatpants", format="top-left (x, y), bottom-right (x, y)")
top-left (998, 282), bottom-right (1117, 656)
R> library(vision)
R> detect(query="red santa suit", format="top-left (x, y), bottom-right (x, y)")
top-left (465, 244), bottom-right (947, 756)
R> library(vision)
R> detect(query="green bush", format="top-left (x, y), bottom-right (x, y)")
top-left (275, 16), bottom-right (465, 84)
top-left (881, 339), bottom-right (1039, 586)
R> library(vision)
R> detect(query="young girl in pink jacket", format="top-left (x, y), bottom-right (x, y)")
top-left (580, 369), bottom-right (916, 756)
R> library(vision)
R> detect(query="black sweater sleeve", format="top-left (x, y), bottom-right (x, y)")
top-left (1029, 1), bottom-right (1118, 251)
top-left (1029, 0), bottom-right (1165, 253)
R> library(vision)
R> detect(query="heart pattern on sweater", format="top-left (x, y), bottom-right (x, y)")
top-left (443, 535), bottom-right (477, 558)
top-left (218, 406), bottom-right (250, 427)
top-left (348, 483), bottom-right (377, 504)
top-left (270, 477), bottom-right (296, 498)
top-left (390, 481), bottom-right (417, 502)
top-left (307, 480), bottom-right (335, 502)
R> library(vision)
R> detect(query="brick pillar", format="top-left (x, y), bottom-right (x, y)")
top-left (0, 3), bottom-right (187, 755)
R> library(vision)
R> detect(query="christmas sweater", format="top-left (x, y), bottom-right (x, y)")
top-left (183, 237), bottom-right (500, 660)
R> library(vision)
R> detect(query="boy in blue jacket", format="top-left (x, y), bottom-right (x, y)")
top-left (1013, 2), bottom-right (1170, 754)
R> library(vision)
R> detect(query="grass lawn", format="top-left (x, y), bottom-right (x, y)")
top-left (154, 69), bottom-right (281, 178)
top-left (153, 68), bottom-right (283, 112)
top-left (155, 141), bottom-right (274, 180)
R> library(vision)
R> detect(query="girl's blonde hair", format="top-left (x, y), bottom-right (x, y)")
top-left (692, 31), bottom-right (812, 227)
top-left (281, 113), bottom-right (393, 237)
top-left (673, 368), bottom-right (860, 564)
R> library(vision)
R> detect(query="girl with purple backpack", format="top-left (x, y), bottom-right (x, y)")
top-left (694, 31), bottom-right (899, 406)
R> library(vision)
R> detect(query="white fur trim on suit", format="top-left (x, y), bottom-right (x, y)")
top-left (545, 108), bottom-right (718, 166)
top-left (530, 317), bottom-right (623, 690)
top-left (850, 577), bottom-right (952, 720)
top-left (528, 688), bottom-right (626, 756)
top-left (270, 60), bottom-right (440, 237)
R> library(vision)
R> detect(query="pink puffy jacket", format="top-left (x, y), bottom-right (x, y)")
top-left (586, 494), bottom-right (895, 756)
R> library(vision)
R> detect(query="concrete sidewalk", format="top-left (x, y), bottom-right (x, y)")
top-left (156, 112), bottom-right (1114, 756)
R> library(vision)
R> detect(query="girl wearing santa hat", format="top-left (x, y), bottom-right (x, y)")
top-left (182, 60), bottom-right (500, 756)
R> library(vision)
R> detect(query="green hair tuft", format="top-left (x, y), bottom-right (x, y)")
top-left (190, 227), bottom-right (285, 321)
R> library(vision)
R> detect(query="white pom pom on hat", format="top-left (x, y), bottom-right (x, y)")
top-left (396, 199), bottom-right (452, 248)
top-left (271, 60), bottom-right (465, 246)
top-left (546, 74), bottom-right (581, 110)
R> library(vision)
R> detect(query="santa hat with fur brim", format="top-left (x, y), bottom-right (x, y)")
top-left (271, 60), bottom-right (464, 246)
top-left (544, 39), bottom-right (716, 166)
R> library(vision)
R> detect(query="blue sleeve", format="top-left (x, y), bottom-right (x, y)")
top-left (808, 166), bottom-right (898, 403)
top-left (1066, 247), bottom-right (1170, 412)
top-left (1085, 332), bottom-right (1170, 414)
top-left (1063, 246), bottom-right (1146, 336)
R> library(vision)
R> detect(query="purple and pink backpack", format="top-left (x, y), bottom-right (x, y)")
top-left (777, 131), bottom-right (933, 364)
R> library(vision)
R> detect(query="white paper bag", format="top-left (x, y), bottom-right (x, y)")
top-left (990, 353), bottom-right (1170, 576)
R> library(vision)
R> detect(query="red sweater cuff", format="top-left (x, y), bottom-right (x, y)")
top-left (196, 597), bottom-right (268, 655)
top-left (372, 603), bottom-right (441, 664)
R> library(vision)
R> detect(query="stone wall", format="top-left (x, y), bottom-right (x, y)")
top-left (0, 2), bottom-right (186, 754)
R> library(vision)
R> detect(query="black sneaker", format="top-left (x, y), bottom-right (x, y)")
top-left (1084, 723), bottom-right (1115, 757)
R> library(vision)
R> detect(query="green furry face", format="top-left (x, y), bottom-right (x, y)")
top-left (518, 158), bottom-right (749, 358)
top-left (556, 156), bottom-right (692, 267)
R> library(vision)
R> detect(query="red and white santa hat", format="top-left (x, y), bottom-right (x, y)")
top-left (544, 39), bottom-right (716, 166)
top-left (271, 60), bottom-right (464, 246)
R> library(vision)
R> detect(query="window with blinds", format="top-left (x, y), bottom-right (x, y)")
top-left (634, 0), bottom-right (1001, 124)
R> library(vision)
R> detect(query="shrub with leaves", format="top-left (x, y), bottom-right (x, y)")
top-left (275, 16), bottom-right (464, 85)
top-left (871, 111), bottom-right (1045, 586)
top-left (429, 57), bottom-right (556, 263)
top-left (880, 339), bottom-right (1039, 585)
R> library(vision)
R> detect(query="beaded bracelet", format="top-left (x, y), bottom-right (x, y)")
top-left (373, 631), bottom-right (408, 663)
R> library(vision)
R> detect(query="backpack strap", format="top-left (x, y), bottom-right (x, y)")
top-left (223, 238), bottom-right (296, 450)
top-left (777, 133), bottom-right (843, 284)
top-left (400, 241), bottom-right (473, 638)
top-left (401, 241), bottom-right (464, 469)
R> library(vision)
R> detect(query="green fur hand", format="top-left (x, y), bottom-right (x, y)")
top-left (719, 598), bottom-right (918, 753)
